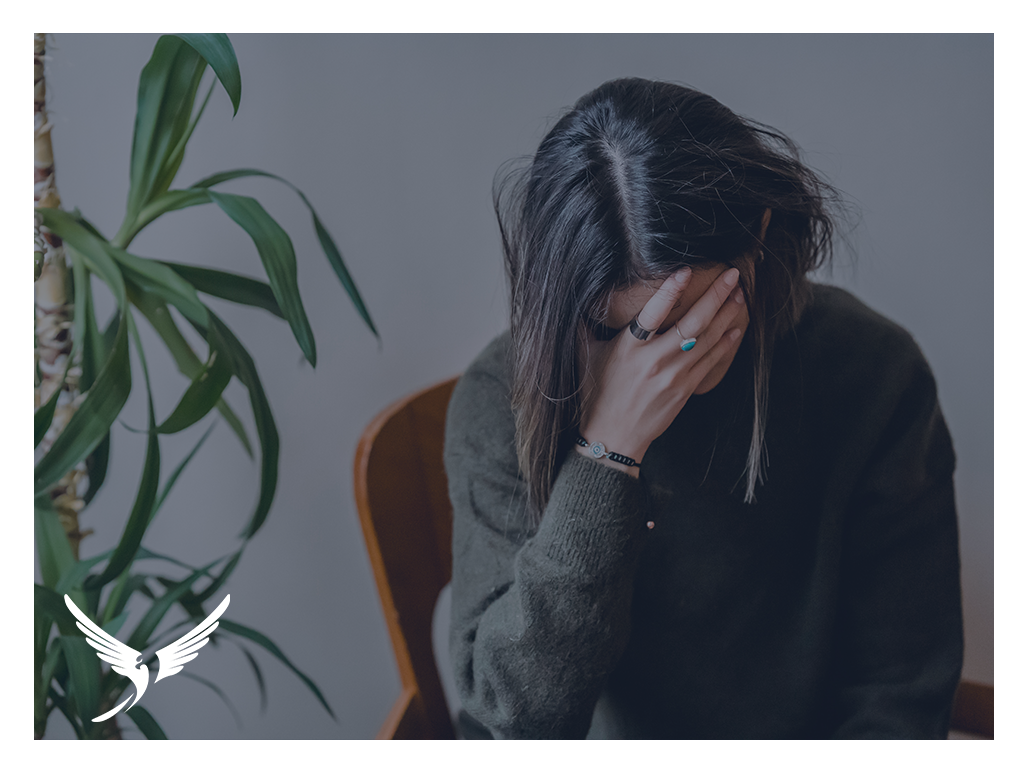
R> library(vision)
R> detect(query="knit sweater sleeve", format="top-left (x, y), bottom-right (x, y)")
top-left (445, 335), bottom-right (650, 739)
top-left (815, 304), bottom-right (964, 738)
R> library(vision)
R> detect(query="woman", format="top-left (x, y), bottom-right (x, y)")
top-left (445, 78), bottom-right (962, 739)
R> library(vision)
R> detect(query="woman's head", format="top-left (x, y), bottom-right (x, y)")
top-left (497, 78), bottom-right (841, 518)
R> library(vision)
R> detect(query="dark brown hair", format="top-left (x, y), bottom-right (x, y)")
top-left (496, 78), bottom-right (842, 520)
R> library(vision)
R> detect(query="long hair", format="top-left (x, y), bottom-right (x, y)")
top-left (496, 78), bottom-right (841, 521)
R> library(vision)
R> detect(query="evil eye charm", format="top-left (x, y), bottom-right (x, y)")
top-left (589, 441), bottom-right (607, 459)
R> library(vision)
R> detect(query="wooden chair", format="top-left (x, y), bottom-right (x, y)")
top-left (354, 376), bottom-right (994, 740)
top-left (354, 376), bottom-right (460, 739)
top-left (950, 679), bottom-right (994, 739)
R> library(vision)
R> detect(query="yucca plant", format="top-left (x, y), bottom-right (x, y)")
top-left (33, 33), bottom-right (375, 739)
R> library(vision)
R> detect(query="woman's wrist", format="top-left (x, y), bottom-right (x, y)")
top-left (574, 432), bottom-right (646, 478)
top-left (578, 423), bottom-right (650, 463)
top-left (573, 442), bottom-right (641, 477)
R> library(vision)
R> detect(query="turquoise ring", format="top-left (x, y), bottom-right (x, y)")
top-left (680, 337), bottom-right (697, 352)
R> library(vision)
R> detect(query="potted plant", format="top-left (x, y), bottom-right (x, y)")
top-left (33, 33), bottom-right (374, 739)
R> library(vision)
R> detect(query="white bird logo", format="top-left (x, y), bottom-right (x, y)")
top-left (63, 593), bottom-right (230, 722)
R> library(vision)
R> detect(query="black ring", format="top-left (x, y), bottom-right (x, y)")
top-left (628, 316), bottom-right (654, 341)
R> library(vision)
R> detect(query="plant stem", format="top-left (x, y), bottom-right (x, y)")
top-left (34, 33), bottom-right (90, 558)
top-left (112, 216), bottom-right (136, 251)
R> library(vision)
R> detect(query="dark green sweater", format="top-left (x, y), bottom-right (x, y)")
top-left (445, 284), bottom-right (963, 739)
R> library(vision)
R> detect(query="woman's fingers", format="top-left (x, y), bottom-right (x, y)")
top-left (669, 267), bottom-right (740, 342)
top-left (578, 266), bottom-right (746, 462)
top-left (682, 327), bottom-right (743, 392)
top-left (684, 283), bottom-right (745, 353)
top-left (633, 269), bottom-right (692, 334)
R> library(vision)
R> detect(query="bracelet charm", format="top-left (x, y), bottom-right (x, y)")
top-left (576, 436), bottom-right (639, 468)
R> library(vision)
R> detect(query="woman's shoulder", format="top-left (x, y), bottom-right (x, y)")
top-left (445, 330), bottom-right (516, 448)
top-left (451, 330), bottom-right (514, 410)
top-left (792, 283), bottom-right (931, 380)
top-left (784, 284), bottom-right (944, 447)
top-left (462, 330), bottom-right (514, 385)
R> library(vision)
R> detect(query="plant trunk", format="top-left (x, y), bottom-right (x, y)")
top-left (35, 33), bottom-right (90, 559)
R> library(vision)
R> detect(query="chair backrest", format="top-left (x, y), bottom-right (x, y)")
top-left (950, 679), bottom-right (993, 739)
top-left (353, 376), bottom-right (459, 740)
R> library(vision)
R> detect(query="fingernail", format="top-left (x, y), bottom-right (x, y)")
top-left (733, 287), bottom-right (744, 304)
top-left (677, 268), bottom-right (692, 282)
top-left (729, 328), bottom-right (742, 341)
top-left (723, 268), bottom-right (740, 286)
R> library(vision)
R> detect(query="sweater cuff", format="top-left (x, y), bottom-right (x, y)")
top-left (533, 451), bottom-right (649, 574)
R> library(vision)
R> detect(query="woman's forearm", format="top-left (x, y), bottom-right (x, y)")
top-left (446, 358), bottom-right (650, 738)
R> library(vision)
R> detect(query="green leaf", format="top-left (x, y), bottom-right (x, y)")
top-left (157, 348), bottom-right (232, 435)
top-left (310, 211), bottom-right (379, 338)
top-left (191, 549), bottom-right (242, 604)
top-left (40, 639), bottom-right (66, 708)
top-left (125, 705), bottom-right (168, 739)
top-left (71, 265), bottom-right (113, 505)
top-left (102, 609), bottom-right (130, 637)
top-left (158, 550), bottom-right (240, 619)
top-left (173, 34), bottom-right (241, 116)
top-left (59, 636), bottom-right (102, 726)
top-left (154, 576), bottom-right (205, 619)
top-left (158, 551), bottom-right (240, 617)
top-left (35, 584), bottom-right (79, 636)
top-left (128, 558), bottom-right (221, 650)
top-left (35, 501), bottom-right (77, 591)
top-left (39, 210), bottom-right (124, 306)
top-left (141, 77), bottom-right (217, 244)
top-left (192, 168), bottom-right (378, 338)
top-left (69, 249), bottom-right (107, 391)
top-left (56, 549), bottom-right (112, 595)
top-left (234, 642), bottom-right (268, 712)
top-left (164, 261), bottom-right (284, 319)
top-left (103, 574), bottom-right (153, 626)
top-left (33, 315), bottom-right (128, 495)
top-left (57, 222), bottom-right (123, 305)
top-left (34, 210), bottom-right (133, 494)
top-left (83, 433), bottom-right (111, 507)
top-left (194, 312), bottom-right (280, 539)
top-left (136, 546), bottom-right (223, 578)
top-left (131, 287), bottom-right (253, 458)
top-left (217, 400), bottom-right (253, 459)
top-left (34, 378), bottom-right (62, 449)
top-left (207, 190), bottom-right (317, 366)
top-left (150, 422), bottom-right (217, 520)
top-left (109, 247), bottom-right (209, 329)
top-left (101, 310), bottom-right (120, 355)
top-left (133, 188), bottom-right (212, 237)
top-left (68, 208), bottom-right (108, 240)
top-left (87, 315), bottom-right (161, 590)
top-left (179, 671), bottom-right (243, 727)
top-left (219, 619), bottom-right (335, 720)
top-left (62, 547), bottom-right (216, 614)
top-left (48, 687), bottom-right (86, 739)
top-left (125, 35), bottom-right (207, 225)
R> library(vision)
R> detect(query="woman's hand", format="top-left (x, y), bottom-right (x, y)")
top-left (577, 267), bottom-right (746, 476)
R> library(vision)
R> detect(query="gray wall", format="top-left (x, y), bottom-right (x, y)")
top-left (41, 34), bottom-right (992, 739)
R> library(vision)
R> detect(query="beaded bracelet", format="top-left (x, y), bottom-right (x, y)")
top-left (575, 437), bottom-right (653, 529)
top-left (575, 436), bottom-right (639, 468)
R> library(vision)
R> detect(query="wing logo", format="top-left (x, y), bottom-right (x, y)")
top-left (63, 593), bottom-right (231, 722)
